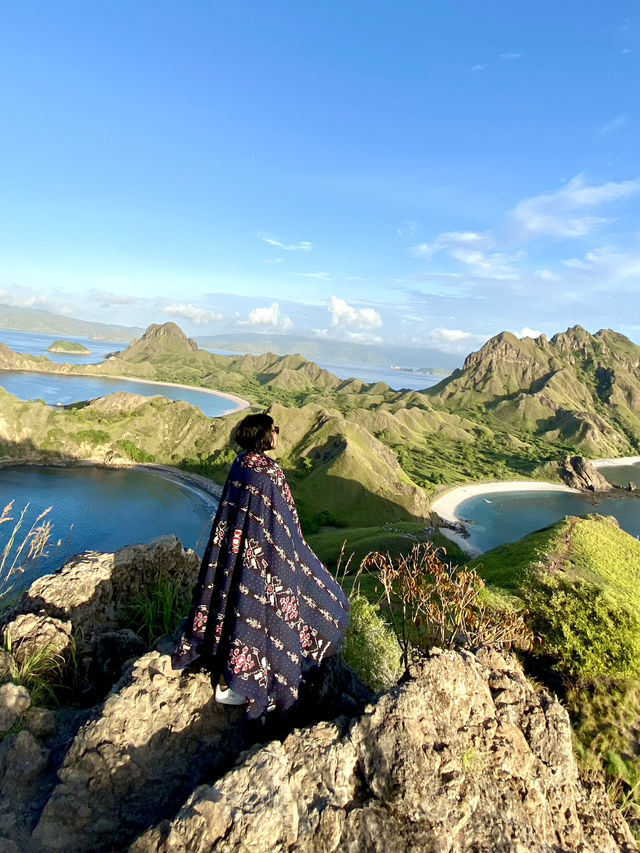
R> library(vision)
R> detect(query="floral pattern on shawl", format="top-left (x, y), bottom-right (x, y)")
top-left (172, 450), bottom-right (349, 719)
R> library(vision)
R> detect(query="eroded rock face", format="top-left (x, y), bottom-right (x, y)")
top-left (14, 536), bottom-right (199, 640)
top-left (130, 649), bottom-right (635, 853)
top-left (0, 684), bottom-right (30, 735)
top-left (32, 651), bottom-right (246, 853)
top-left (2, 614), bottom-right (72, 665)
top-left (560, 455), bottom-right (613, 492)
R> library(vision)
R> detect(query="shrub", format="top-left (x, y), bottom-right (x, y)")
top-left (362, 543), bottom-right (534, 668)
top-left (343, 595), bottom-right (403, 691)
top-left (2, 630), bottom-right (68, 707)
top-left (116, 439), bottom-right (156, 463)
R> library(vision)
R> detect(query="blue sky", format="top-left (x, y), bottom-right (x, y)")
top-left (0, 1), bottom-right (639, 356)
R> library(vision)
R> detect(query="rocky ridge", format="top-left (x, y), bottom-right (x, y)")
top-left (0, 539), bottom-right (635, 852)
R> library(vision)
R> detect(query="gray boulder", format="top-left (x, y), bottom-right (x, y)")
top-left (14, 535), bottom-right (199, 641)
top-left (560, 455), bottom-right (613, 491)
top-left (130, 648), bottom-right (635, 853)
top-left (32, 651), bottom-right (245, 853)
top-left (2, 613), bottom-right (72, 665)
top-left (0, 684), bottom-right (31, 735)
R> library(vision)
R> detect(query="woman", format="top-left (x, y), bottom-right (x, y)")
top-left (172, 413), bottom-right (350, 719)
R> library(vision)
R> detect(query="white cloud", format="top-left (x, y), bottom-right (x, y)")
top-left (597, 115), bottom-right (627, 137)
top-left (260, 257), bottom-right (284, 264)
top-left (328, 296), bottom-right (382, 329)
top-left (510, 174), bottom-right (640, 239)
top-left (515, 327), bottom-right (542, 338)
top-left (163, 303), bottom-right (223, 325)
top-left (534, 269), bottom-right (560, 281)
top-left (411, 231), bottom-right (520, 280)
top-left (242, 302), bottom-right (293, 332)
top-left (419, 327), bottom-right (489, 353)
top-left (89, 289), bottom-right (137, 307)
top-left (258, 231), bottom-right (312, 252)
top-left (470, 64), bottom-right (486, 72)
top-left (500, 53), bottom-right (521, 60)
top-left (560, 247), bottom-right (640, 289)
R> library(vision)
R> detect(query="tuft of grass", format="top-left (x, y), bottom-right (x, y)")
top-left (568, 677), bottom-right (640, 837)
top-left (343, 594), bottom-right (403, 691)
top-left (123, 578), bottom-right (190, 645)
top-left (0, 500), bottom-right (54, 598)
top-left (2, 630), bottom-right (68, 707)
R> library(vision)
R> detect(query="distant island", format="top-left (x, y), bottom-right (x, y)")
top-left (390, 365), bottom-right (451, 376)
top-left (47, 339), bottom-right (92, 355)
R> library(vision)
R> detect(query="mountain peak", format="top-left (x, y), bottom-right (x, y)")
top-left (140, 323), bottom-right (197, 348)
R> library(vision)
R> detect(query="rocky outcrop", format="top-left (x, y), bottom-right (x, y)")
top-left (560, 455), bottom-right (614, 491)
top-left (130, 648), bottom-right (635, 853)
top-left (32, 650), bottom-right (246, 853)
top-left (0, 684), bottom-right (30, 735)
top-left (13, 535), bottom-right (199, 640)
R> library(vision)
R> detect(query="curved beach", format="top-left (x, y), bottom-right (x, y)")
top-left (103, 374), bottom-right (251, 416)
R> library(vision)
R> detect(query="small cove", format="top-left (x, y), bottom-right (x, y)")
top-left (435, 461), bottom-right (640, 555)
top-left (0, 371), bottom-right (245, 418)
top-left (0, 465), bottom-right (218, 596)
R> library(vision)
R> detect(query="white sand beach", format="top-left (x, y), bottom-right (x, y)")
top-left (592, 455), bottom-right (640, 468)
top-left (431, 453), bottom-right (640, 555)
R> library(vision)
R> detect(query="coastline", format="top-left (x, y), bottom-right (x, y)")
top-left (430, 453), bottom-right (640, 556)
top-left (99, 374), bottom-right (251, 416)
top-left (592, 455), bottom-right (640, 468)
top-left (0, 458), bottom-right (224, 513)
top-left (431, 480), bottom-right (582, 557)
top-left (0, 362), bottom-right (252, 416)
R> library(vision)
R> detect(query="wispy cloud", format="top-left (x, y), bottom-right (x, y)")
top-left (163, 303), bottom-right (223, 325)
top-left (293, 271), bottom-right (331, 280)
top-left (510, 174), bottom-right (640, 239)
top-left (260, 257), bottom-right (284, 264)
top-left (597, 114), bottom-right (627, 137)
top-left (411, 231), bottom-right (491, 259)
top-left (411, 231), bottom-right (520, 280)
top-left (89, 289), bottom-right (137, 308)
top-left (396, 220), bottom-right (418, 237)
top-left (470, 64), bottom-right (486, 72)
top-left (258, 231), bottom-right (312, 252)
top-left (241, 302), bottom-right (293, 332)
top-left (500, 53), bottom-right (521, 60)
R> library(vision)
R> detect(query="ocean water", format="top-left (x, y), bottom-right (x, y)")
top-left (0, 370), bottom-right (239, 417)
top-left (0, 465), bottom-right (217, 595)
top-left (457, 480), bottom-right (640, 554)
top-left (0, 328), bottom-right (126, 364)
top-left (313, 360), bottom-right (445, 392)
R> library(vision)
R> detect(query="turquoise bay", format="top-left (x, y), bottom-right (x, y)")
top-left (0, 466), bottom-right (217, 595)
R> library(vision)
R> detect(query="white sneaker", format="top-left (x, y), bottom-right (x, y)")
top-left (215, 684), bottom-right (247, 705)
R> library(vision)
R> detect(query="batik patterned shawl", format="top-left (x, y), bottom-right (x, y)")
top-left (172, 451), bottom-right (350, 719)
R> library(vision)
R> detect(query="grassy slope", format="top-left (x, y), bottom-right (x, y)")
top-left (474, 514), bottom-right (640, 834)
top-left (476, 514), bottom-right (640, 605)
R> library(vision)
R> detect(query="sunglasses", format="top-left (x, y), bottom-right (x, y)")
top-left (273, 425), bottom-right (280, 434)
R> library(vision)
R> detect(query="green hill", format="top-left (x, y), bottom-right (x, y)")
top-left (474, 514), bottom-right (640, 678)
top-left (429, 326), bottom-right (640, 457)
